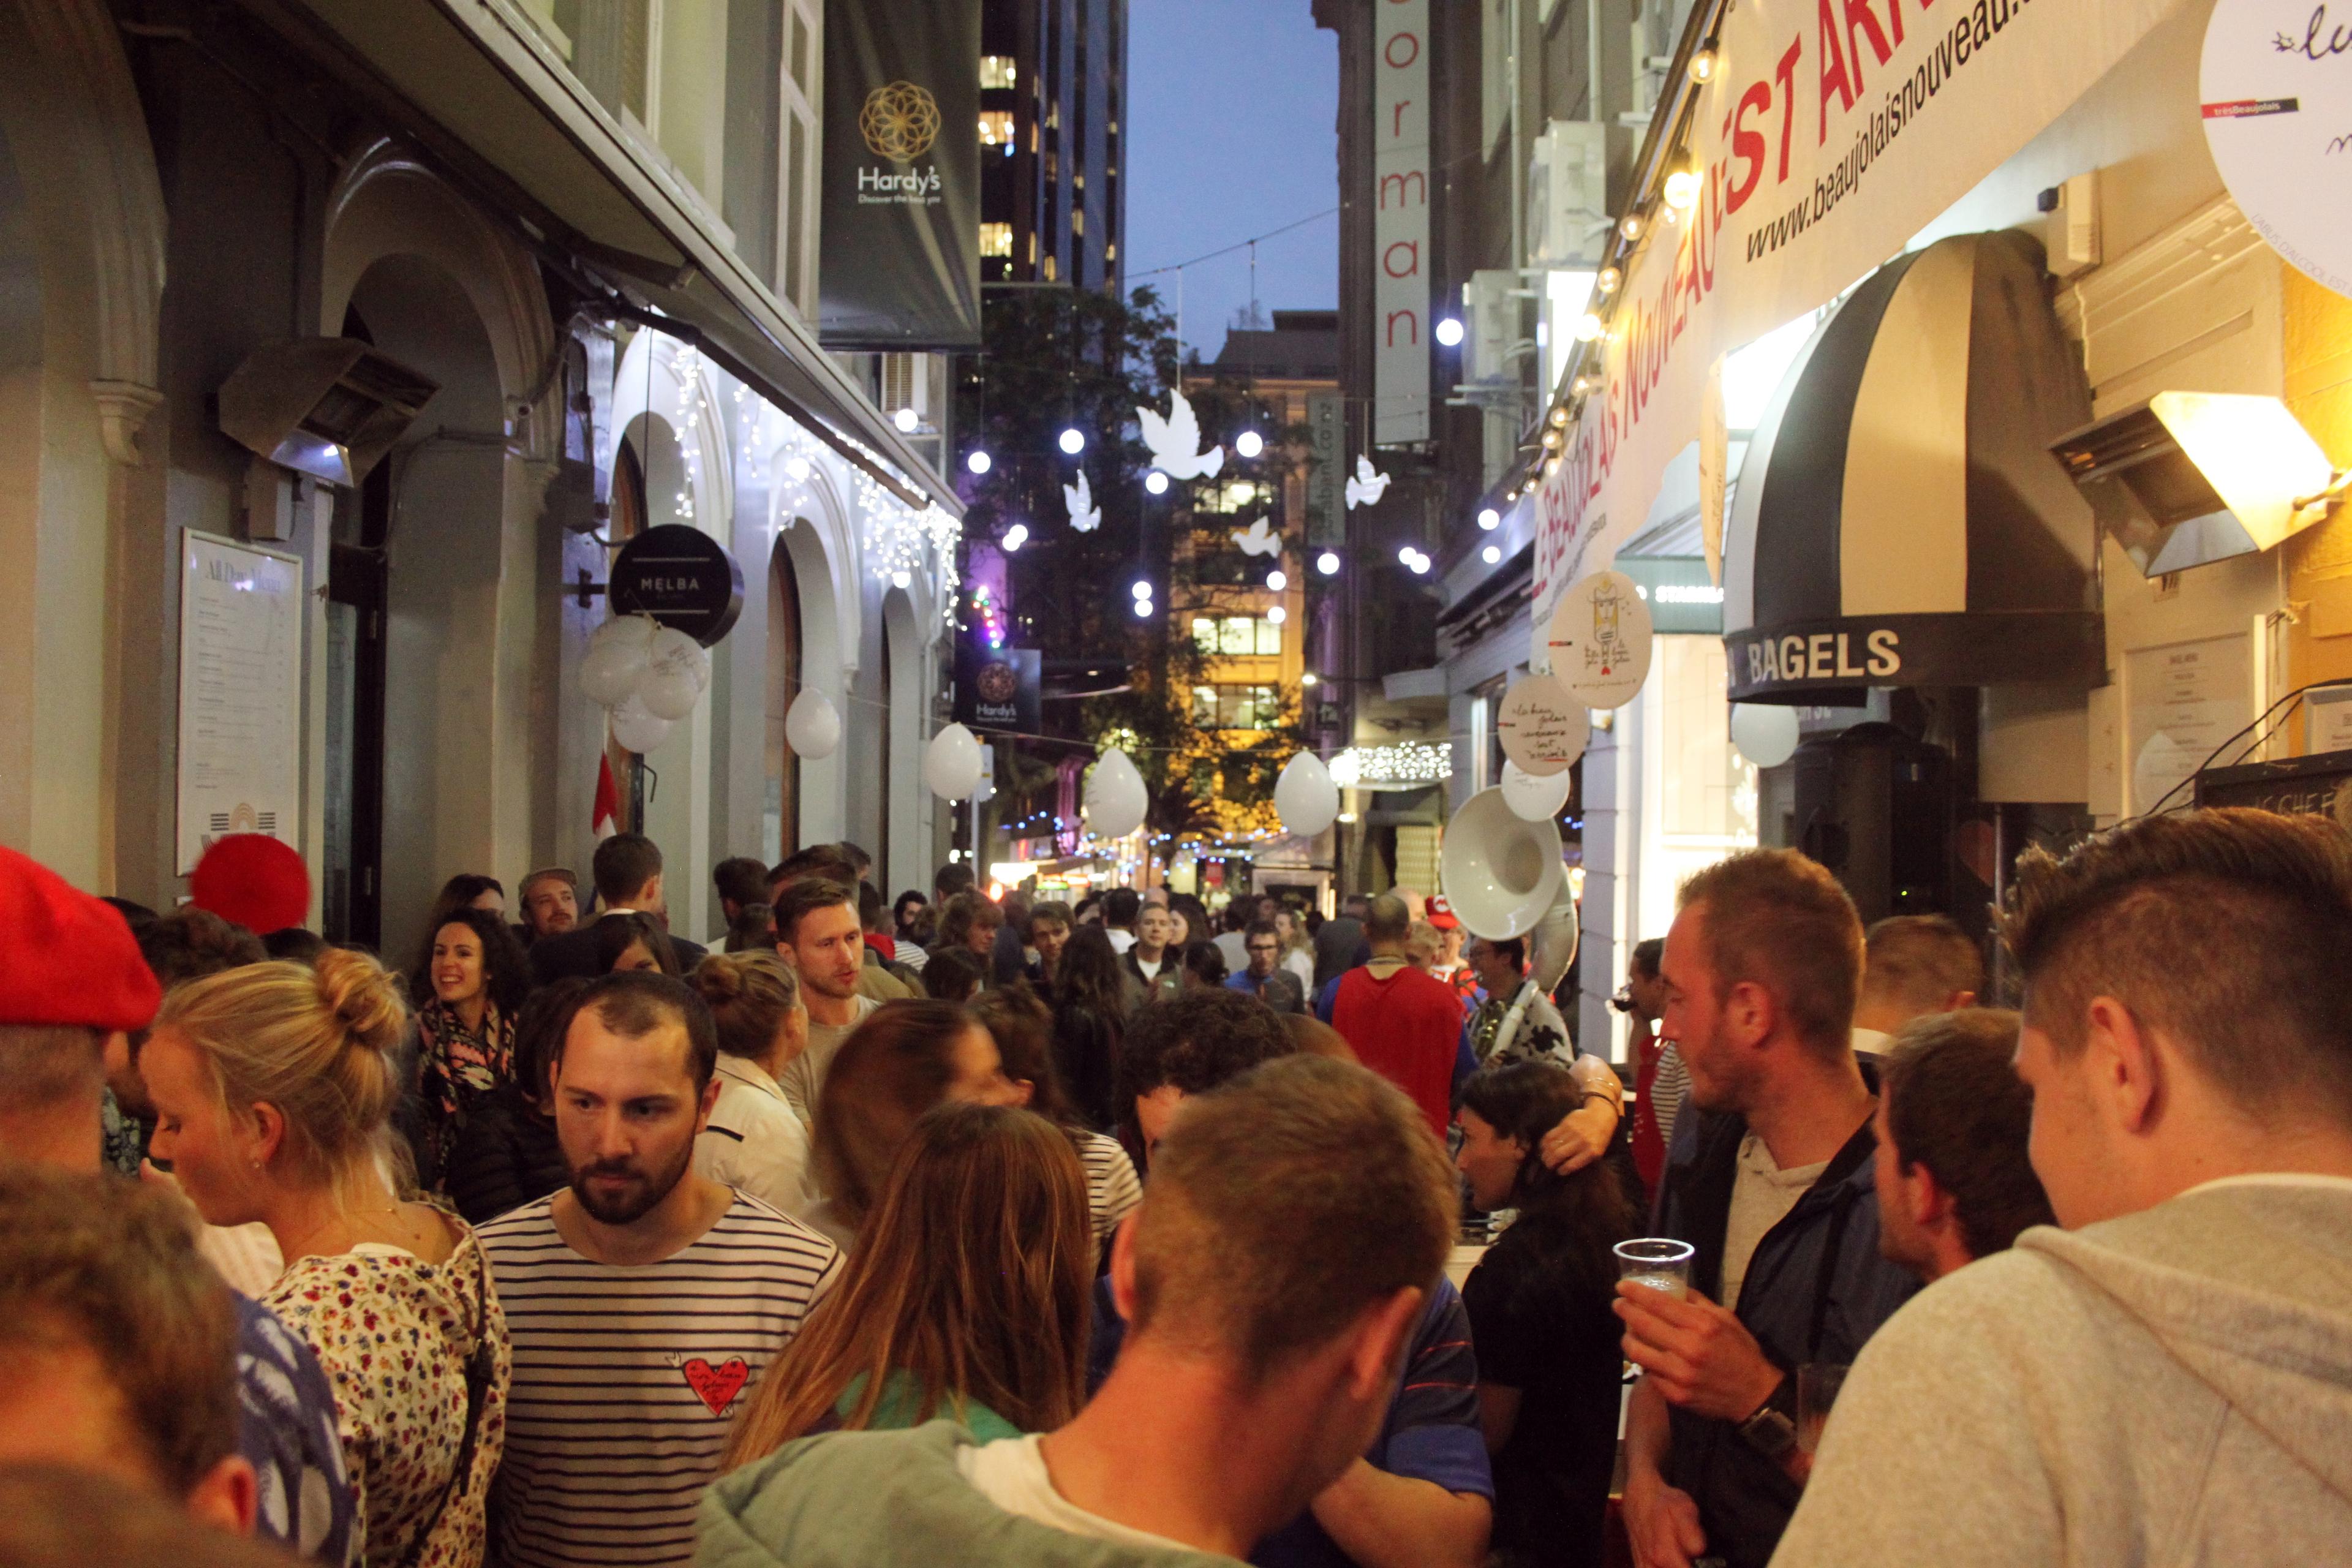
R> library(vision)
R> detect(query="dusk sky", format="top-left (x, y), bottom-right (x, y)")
top-left (1123, 0), bottom-right (1339, 364)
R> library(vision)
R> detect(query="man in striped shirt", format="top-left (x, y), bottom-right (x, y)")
top-left (480, 972), bottom-right (841, 1568)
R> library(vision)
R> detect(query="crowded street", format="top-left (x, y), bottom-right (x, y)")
top-left (1, 0), bottom-right (2348, 1565)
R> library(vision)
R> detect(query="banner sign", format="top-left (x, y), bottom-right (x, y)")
top-left (1371, 0), bottom-right (1430, 445)
top-left (1527, 0), bottom-right (2179, 625)
top-left (1724, 611), bottom-right (2103, 702)
top-left (818, 0), bottom-right (981, 348)
top-left (1306, 391), bottom-right (1344, 545)
top-left (956, 644), bottom-right (1041, 736)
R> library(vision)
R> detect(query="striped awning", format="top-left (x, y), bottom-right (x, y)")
top-left (1723, 231), bottom-right (2103, 705)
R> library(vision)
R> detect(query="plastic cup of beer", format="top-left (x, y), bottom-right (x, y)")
top-left (1614, 1238), bottom-right (1695, 1299)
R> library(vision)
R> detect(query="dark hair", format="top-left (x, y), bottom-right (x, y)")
top-left (1072, 894), bottom-right (1102, 922)
top-left (592, 833), bottom-right (663, 905)
top-left (137, 908), bottom-right (265, 993)
top-left (512, 977), bottom-right (590, 1106)
top-left (1056, 926), bottom-right (1129, 1020)
top-left (1458, 1060), bottom-right (1638, 1310)
top-left (690, 951), bottom-right (802, 1061)
top-left (1180, 941), bottom-right (1228, 987)
top-left (922, 946), bottom-right (989, 1002)
top-left (813, 999), bottom-right (981, 1232)
top-left (774, 877), bottom-right (856, 946)
top-left (835, 841), bottom-right (874, 878)
top-left (262, 927), bottom-right (327, 964)
top-left (423, 908), bottom-right (534, 1015)
top-left (1029, 900), bottom-right (1074, 934)
top-left (935, 862), bottom-right (978, 900)
top-left (1117, 987), bottom-right (1295, 1147)
top-left (857, 880), bottom-right (888, 933)
top-left (726, 904), bottom-right (775, 952)
top-left (2001, 808), bottom-right (2352, 1125)
top-left (935, 891), bottom-right (1003, 950)
top-left (1472, 935), bottom-right (1526, 970)
top-left (1629, 938), bottom-right (1664, 979)
top-left (1677, 848), bottom-right (1864, 1059)
top-left (770, 845), bottom-right (857, 894)
top-left (1168, 894), bottom-right (1211, 947)
top-left (1222, 901), bottom-right (1254, 933)
top-left (1863, 914), bottom-right (1985, 1014)
top-left (1880, 1008), bottom-right (2054, 1258)
top-left (971, 984), bottom-right (1076, 1124)
top-left (1101, 888), bottom-right (1140, 927)
top-left (1364, 894), bottom-right (1411, 942)
top-left (1244, 919), bottom-right (1281, 944)
top-left (713, 856), bottom-right (769, 911)
top-left (557, 971), bottom-right (719, 1091)
top-left (894, 890), bottom-right (930, 923)
top-left (408, 878), bottom-right (513, 1006)
top-left (594, 910), bottom-right (680, 975)
top-left (0, 1164), bottom-right (239, 1493)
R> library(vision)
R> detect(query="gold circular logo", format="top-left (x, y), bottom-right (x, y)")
top-left (976, 662), bottom-right (1017, 704)
top-left (860, 81), bottom-right (941, 162)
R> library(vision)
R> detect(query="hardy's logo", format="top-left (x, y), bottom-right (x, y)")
top-left (861, 81), bottom-right (941, 162)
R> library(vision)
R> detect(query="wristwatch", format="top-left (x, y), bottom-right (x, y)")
top-left (1735, 1381), bottom-right (1798, 1460)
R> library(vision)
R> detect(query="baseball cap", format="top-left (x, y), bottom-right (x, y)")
top-left (1427, 895), bottom-right (1461, 931)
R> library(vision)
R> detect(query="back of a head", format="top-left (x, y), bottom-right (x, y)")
top-left (935, 861), bottom-right (978, 902)
top-left (1677, 848), bottom-right (1864, 1057)
top-left (138, 908), bottom-right (267, 993)
top-left (713, 856), bottom-right (769, 911)
top-left (2001, 807), bottom-right (2352, 1129)
top-left (156, 950), bottom-right (406, 1185)
top-left (1222, 902), bottom-right (1253, 933)
top-left (1404, 919), bottom-right (1441, 965)
top-left (812, 998), bottom-right (975, 1231)
top-left (558, 970), bottom-right (720, 1091)
top-left (1629, 938), bottom-right (1664, 979)
top-left (1129, 1055), bottom-right (1457, 1379)
top-left (921, 945), bottom-right (988, 1001)
top-left (771, 846), bottom-right (856, 895)
top-left (1363, 894), bottom-right (1410, 944)
top-left (835, 842), bottom-right (874, 879)
top-left (0, 1164), bottom-right (238, 1496)
top-left (1863, 914), bottom-right (1985, 1017)
top-left (1118, 988), bottom-right (1296, 1132)
top-left (1882, 1008), bottom-right (2053, 1257)
top-left (593, 832), bottom-right (663, 905)
top-left (1102, 888), bottom-right (1140, 928)
top-left (972, 984), bottom-right (1073, 1122)
top-left (0, 1467), bottom-right (295, 1568)
top-left (594, 910), bottom-right (678, 974)
top-left (1282, 1014), bottom-right (1358, 1064)
top-left (1180, 941), bottom-right (1228, 987)
top-left (690, 950), bottom-right (801, 1060)
top-left (1057, 925), bottom-right (1126, 1011)
top-left (857, 880), bottom-right (888, 934)
top-left (726, 904), bottom-right (775, 952)
top-left (511, 977), bottom-right (591, 1105)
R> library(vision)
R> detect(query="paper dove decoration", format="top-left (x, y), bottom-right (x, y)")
top-left (1136, 388), bottom-right (1224, 481)
top-left (1231, 516), bottom-right (1281, 558)
top-left (1063, 468), bottom-right (1101, 533)
top-left (1344, 454), bottom-right (1392, 510)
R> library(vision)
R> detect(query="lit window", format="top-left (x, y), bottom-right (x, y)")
top-left (979, 110), bottom-right (1014, 146)
top-left (1071, 208), bottom-right (1084, 236)
top-left (979, 223), bottom-right (1012, 258)
top-left (981, 56), bottom-right (1017, 89)
top-left (1192, 619), bottom-right (1218, 654)
top-left (1042, 254), bottom-right (1057, 281)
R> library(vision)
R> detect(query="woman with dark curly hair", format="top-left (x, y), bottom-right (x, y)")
top-left (413, 907), bottom-right (533, 1189)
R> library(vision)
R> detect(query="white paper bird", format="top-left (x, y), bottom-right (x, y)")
top-left (1063, 468), bottom-right (1101, 533)
top-left (1231, 516), bottom-right (1281, 558)
top-left (1136, 388), bottom-right (1224, 481)
top-left (1344, 454), bottom-right (1392, 510)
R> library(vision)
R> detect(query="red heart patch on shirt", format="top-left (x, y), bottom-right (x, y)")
top-left (682, 1357), bottom-right (752, 1417)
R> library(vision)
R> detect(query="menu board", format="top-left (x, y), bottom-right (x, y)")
top-left (176, 533), bottom-right (304, 873)
top-left (2125, 633), bottom-right (2252, 816)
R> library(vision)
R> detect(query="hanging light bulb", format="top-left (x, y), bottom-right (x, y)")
top-left (893, 407), bottom-right (921, 434)
top-left (1058, 427), bottom-right (1085, 454)
top-left (1573, 374), bottom-right (1593, 396)
top-left (1544, 456), bottom-right (1562, 478)
top-left (1688, 48), bottom-right (1717, 83)
top-left (1574, 312), bottom-right (1605, 342)
top-left (1550, 404), bottom-right (1570, 428)
top-left (1396, 544), bottom-right (1420, 566)
top-left (1131, 579), bottom-right (1153, 600)
top-left (785, 456), bottom-right (813, 482)
top-left (1541, 429), bottom-right (1562, 451)
top-left (965, 449), bottom-right (992, 475)
top-left (1597, 266), bottom-right (1622, 295)
top-left (1131, 595), bottom-right (1154, 619)
top-left (1434, 317), bottom-right (1466, 347)
top-left (1267, 604), bottom-right (1286, 625)
top-left (1144, 470), bottom-right (1170, 496)
top-left (1477, 507), bottom-right (1500, 530)
top-left (1235, 429), bottom-right (1265, 459)
top-left (1664, 153), bottom-right (1702, 212)
top-left (1302, 671), bottom-right (1319, 687)
top-left (1407, 551), bottom-right (1431, 576)
top-left (1002, 522), bottom-right (1029, 552)
top-left (891, 570), bottom-right (911, 589)
top-left (1316, 550), bottom-right (1341, 576)
top-left (1482, 544), bottom-right (1502, 565)
top-left (1266, 568), bottom-right (1288, 591)
top-left (1620, 213), bottom-right (1646, 242)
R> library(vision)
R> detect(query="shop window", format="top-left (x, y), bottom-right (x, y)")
top-left (981, 55), bottom-right (1017, 89)
top-left (980, 222), bottom-right (1013, 258)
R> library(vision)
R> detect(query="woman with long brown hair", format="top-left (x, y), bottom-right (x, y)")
top-left (1042, 925), bottom-right (1131, 1130)
top-left (720, 1103), bottom-right (1091, 1466)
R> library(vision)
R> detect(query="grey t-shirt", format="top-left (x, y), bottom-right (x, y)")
top-left (1721, 1132), bottom-right (1828, 1311)
top-left (778, 993), bottom-right (880, 1127)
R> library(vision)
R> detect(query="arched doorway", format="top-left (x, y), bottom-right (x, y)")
top-left (765, 537), bottom-right (803, 862)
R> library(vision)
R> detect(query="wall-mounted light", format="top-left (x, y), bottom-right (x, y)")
top-left (1302, 671), bottom-right (1319, 687)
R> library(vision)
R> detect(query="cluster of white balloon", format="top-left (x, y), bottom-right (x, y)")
top-left (582, 616), bottom-right (715, 754)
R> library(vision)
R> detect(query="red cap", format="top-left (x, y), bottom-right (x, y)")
top-left (189, 834), bottom-right (311, 937)
top-left (0, 846), bottom-right (162, 1031)
top-left (1427, 895), bottom-right (1461, 931)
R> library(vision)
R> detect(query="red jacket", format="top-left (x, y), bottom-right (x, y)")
top-left (1331, 962), bottom-right (1463, 1139)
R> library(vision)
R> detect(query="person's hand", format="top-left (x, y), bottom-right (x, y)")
top-left (1539, 1103), bottom-right (1614, 1172)
top-left (1621, 1465), bottom-right (1706, 1568)
top-left (1616, 1281), bottom-right (1784, 1421)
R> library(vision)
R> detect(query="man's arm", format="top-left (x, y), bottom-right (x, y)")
top-left (1309, 1462), bottom-right (1490, 1568)
top-left (1539, 1052), bottom-right (1625, 1173)
top-left (1619, 1376), bottom-right (1706, 1568)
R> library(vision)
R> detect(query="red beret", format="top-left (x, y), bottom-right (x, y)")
top-left (189, 834), bottom-right (311, 937)
top-left (0, 846), bottom-right (162, 1031)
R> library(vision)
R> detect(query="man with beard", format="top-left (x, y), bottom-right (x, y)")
top-left (480, 971), bottom-right (841, 1568)
top-left (772, 879), bottom-right (883, 1126)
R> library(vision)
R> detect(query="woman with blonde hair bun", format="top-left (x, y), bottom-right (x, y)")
top-left (690, 950), bottom-right (816, 1218)
top-left (143, 948), bottom-right (510, 1568)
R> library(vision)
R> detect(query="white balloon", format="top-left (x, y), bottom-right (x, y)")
top-left (783, 691), bottom-right (842, 760)
top-left (925, 723), bottom-right (986, 801)
top-left (1084, 748), bottom-right (1149, 840)
top-left (580, 635), bottom-right (650, 707)
top-left (648, 626), bottom-right (709, 691)
top-left (1730, 703), bottom-right (1801, 768)
top-left (610, 694), bottom-right (674, 755)
top-left (638, 666), bottom-right (701, 721)
top-left (1273, 752), bottom-right (1340, 837)
top-left (1500, 759), bottom-right (1575, 821)
top-left (1496, 672), bottom-right (1590, 777)
top-left (1548, 570), bottom-right (1654, 708)
top-left (594, 614), bottom-right (658, 650)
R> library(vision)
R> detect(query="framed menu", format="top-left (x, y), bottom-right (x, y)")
top-left (2125, 633), bottom-right (2253, 816)
top-left (176, 532), bottom-right (304, 873)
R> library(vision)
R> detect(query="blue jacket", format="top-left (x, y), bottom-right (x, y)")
top-left (1653, 1060), bottom-right (1916, 1568)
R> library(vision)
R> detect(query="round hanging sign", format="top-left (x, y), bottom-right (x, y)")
top-left (1496, 672), bottom-right (1591, 778)
top-left (2201, 0), bottom-right (2352, 297)
top-left (1548, 569), bottom-right (1654, 709)
top-left (609, 524), bottom-right (744, 648)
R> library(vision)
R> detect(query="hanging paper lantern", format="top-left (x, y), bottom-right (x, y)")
top-left (925, 723), bottom-right (986, 801)
top-left (1084, 748), bottom-right (1149, 839)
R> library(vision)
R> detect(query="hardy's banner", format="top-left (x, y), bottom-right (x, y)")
top-left (1528, 0), bottom-right (2182, 622)
top-left (819, 0), bottom-right (981, 349)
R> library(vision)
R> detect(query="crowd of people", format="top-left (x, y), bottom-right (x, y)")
top-left (2, 803), bottom-right (2348, 1568)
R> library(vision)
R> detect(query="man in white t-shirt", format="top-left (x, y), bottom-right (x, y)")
top-left (699, 1055), bottom-right (1465, 1567)
top-left (771, 878), bottom-right (880, 1125)
top-left (483, 972), bottom-right (840, 1568)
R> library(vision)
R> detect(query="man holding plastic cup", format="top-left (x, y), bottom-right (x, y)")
top-left (1611, 850), bottom-right (1917, 1568)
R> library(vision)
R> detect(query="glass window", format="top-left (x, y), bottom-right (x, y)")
top-left (981, 55), bottom-right (1017, 89)
top-left (1192, 685), bottom-right (1218, 725)
top-left (1219, 616), bottom-right (1252, 655)
top-left (979, 222), bottom-right (1013, 258)
top-left (1192, 618), bottom-right (1218, 654)
top-left (979, 110), bottom-right (1014, 146)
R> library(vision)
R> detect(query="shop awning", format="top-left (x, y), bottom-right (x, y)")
top-left (1722, 232), bottom-right (2102, 705)
top-left (243, 0), bottom-right (959, 515)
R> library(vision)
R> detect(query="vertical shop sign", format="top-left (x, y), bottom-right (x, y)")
top-left (1306, 391), bottom-right (1344, 545)
top-left (1371, 0), bottom-right (1430, 445)
top-left (819, 0), bottom-right (982, 347)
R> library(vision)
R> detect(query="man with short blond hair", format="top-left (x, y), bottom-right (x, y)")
top-left (518, 867), bottom-right (579, 943)
top-left (1851, 913), bottom-right (1983, 1054)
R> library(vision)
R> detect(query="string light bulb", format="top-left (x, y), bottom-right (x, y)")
top-left (1572, 375), bottom-right (1592, 396)
top-left (1266, 568), bottom-right (1288, 591)
top-left (892, 407), bottom-right (920, 434)
top-left (1597, 266), bottom-right (1622, 295)
top-left (1688, 48), bottom-right (1716, 83)
top-left (1574, 312), bottom-right (1605, 343)
top-left (1482, 544), bottom-right (1502, 564)
top-left (1549, 405), bottom-right (1570, 428)
top-left (1477, 507), bottom-right (1500, 530)
top-left (1001, 522), bottom-right (1029, 552)
top-left (1434, 317), bottom-right (1466, 347)
top-left (1620, 213), bottom-right (1646, 242)
top-left (1058, 427), bottom-right (1085, 455)
top-left (1316, 550), bottom-right (1341, 575)
top-left (965, 449), bottom-right (992, 475)
top-left (1663, 153), bottom-right (1702, 212)
top-left (1144, 470), bottom-right (1170, 496)
top-left (1235, 429), bottom-right (1265, 459)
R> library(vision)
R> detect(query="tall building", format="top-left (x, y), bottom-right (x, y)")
top-left (981, 0), bottom-right (1128, 292)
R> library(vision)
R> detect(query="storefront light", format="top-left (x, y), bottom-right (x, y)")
top-left (1664, 154), bottom-right (1703, 212)
top-left (1687, 48), bottom-right (1716, 83)
top-left (1435, 317), bottom-right (1465, 347)
top-left (1477, 507), bottom-right (1500, 530)
top-left (1619, 213), bottom-right (1645, 243)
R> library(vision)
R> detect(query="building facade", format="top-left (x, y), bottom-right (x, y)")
top-left (980, 0), bottom-right (1128, 292)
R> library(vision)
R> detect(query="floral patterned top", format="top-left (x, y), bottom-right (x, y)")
top-left (416, 1000), bottom-right (516, 1185)
top-left (263, 1216), bottom-right (511, 1568)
